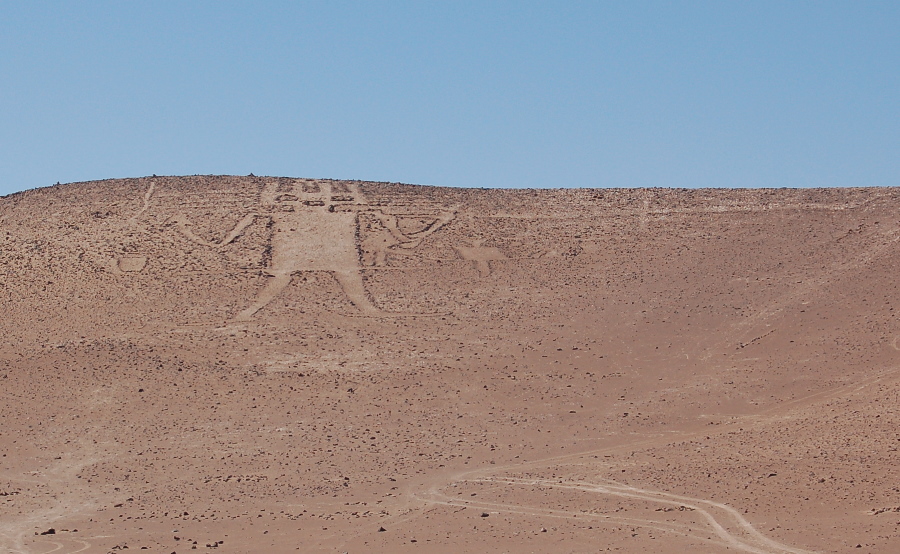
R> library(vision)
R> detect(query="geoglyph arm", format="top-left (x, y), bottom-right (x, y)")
top-left (168, 213), bottom-right (263, 249)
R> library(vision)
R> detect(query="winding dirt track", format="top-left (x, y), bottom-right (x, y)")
top-left (412, 367), bottom-right (900, 554)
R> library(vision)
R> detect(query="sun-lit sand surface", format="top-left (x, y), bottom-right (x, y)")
top-left (1, 176), bottom-right (898, 553)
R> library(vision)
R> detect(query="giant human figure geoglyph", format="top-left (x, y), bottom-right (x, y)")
top-left (171, 180), bottom-right (456, 320)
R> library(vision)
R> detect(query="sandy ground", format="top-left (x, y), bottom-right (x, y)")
top-left (0, 176), bottom-right (898, 553)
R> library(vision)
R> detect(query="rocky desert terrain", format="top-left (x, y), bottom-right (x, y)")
top-left (0, 176), bottom-right (898, 553)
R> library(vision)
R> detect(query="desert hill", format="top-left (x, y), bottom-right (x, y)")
top-left (0, 176), bottom-right (898, 553)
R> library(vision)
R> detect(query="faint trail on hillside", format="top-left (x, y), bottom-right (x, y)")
top-left (412, 365), bottom-right (900, 553)
top-left (417, 459), bottom-right (816, 553)
top-left (722, 224), bottom-right (900, 351)
top-left (486, 477), bottom-right (814, 554)
top-left (0, 455), bottom-right (102, 554)
top-left (128, 181), bottom-right (155, 223)
top-left (26, 536), bottom-right (92, 554)
top-left (416, 474), bottom-right (812, 553)
top-left (417, 487), bottom-right (730, 548)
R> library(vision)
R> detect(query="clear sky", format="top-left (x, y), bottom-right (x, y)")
top-left (1, 1), bottom-right (898, 195)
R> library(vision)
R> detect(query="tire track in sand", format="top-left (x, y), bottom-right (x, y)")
top-left (0, 455), bottom-right (102, 554)
top-left (486, 477), bottom-right (813, 554)
top-left (413, 366), bottom-right (900, 552)
top-left (417, 486), bottom-right (737, 550)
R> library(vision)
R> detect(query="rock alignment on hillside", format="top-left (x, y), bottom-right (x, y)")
top-left (1, 176), bottom-right (898, 553)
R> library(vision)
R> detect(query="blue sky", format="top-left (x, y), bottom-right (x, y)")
top-left (1, 1), bottom-right (898, 195)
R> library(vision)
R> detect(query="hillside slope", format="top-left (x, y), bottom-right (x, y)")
top-left (1, 176), bottom-right (898, 553)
